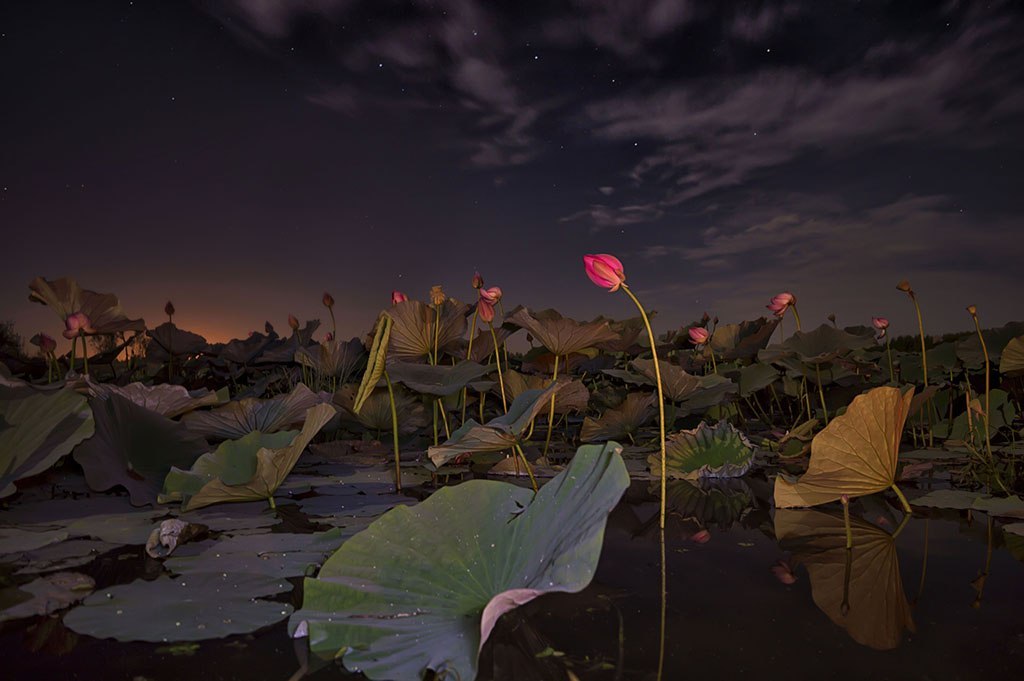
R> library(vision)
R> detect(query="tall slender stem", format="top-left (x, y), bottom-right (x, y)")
top-left (384, 371), bottom-right (402, 492)
top-left (69, 336), bottom-right (77, 373)
top-left (969, 311), bottom-right (993, 461)
top-left (908, 293), bottom-right (933, 445)
top-left (841, 495), bottom-right (852, 549)
top-left (791, 305), bottom-right (803, 331)
top-left (489, 322), bottom-right (507, 412)
top-left (814, 362), bottom-right (829, 424)
top-left (885, 337), bottom-right (895, 383)
top-left (328, 308), bottom-right (337, 341)
top-left (82, 336), bottom-right (89, 375)
top-left (657, 526), bottom-right (667, 681)
top-left (621, 284), bottom-right (667, 529)
top-left (512, 442), bottom-right (538, 492)
top-left (543, 354), bottom-right (560, 455)
top-left (462, 307), bottom-right (480, 425)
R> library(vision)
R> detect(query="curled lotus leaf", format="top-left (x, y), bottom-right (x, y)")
top-left (653, 420), bottom-right (756, 480)
top-left (507, 307), bottom-right (619, 357)
top-left (581, 392), bottom-right (656, 443)
top-left (79, 378), bottom-right (226, 418)
top-left (0, 386), bottom-right (95, 498)
top-left (289, 441), bottom-right (629, 681)
top-left (708, 317), bottom-right (781, 361)
top-left (759, 324), bottom-right (875, 366)
top-left (181, 383), bottom-right (322, 440)
top-left (774, 386), bottom-right (914, 508)
top-left (498, 370), bottom-right (589, 415)
top-left (335, 384), bottom-right (427, 435)
top-left (145, 322), bottom-right (209, 362)
top-left (999, 335), bottom-right (1024, 376)
top-left (28, 276), bottom-right (146, 336)
top-left (295, 337), bottom-right (367, 383)
top-left (386, 299), bottom-right (469, 362)
top-left (386, 360), bottom-right (493, 397)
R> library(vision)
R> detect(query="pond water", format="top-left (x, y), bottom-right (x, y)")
top-left (2, 473), bottom-right (1022, 681)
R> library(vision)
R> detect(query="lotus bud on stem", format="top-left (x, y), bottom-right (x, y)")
top-left (966, 304), bottom-right (993, 461)
top-left (873, 317), bottom-right (894, 383)
top-left (165, 300), bottom-right (175, 323)
top-left (479, 300), bottom-right (508, 413)
top-left (897, 280), bottom-right (932, 445)
top-left (688, 326), bottom-right (716, 374)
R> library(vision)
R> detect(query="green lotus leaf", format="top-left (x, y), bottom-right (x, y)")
top-left (898, 342), bottom-right (960, 383)
top-left (677, 374), bottom-right (737, 415)
top-left (386, 299), bottom-right (469, 362)
top-left (145, 322), bottom-right (209, 363)
top-left (0, 386), bottom-right (94, 498)
top-left (386, 360), bottom-right (493, 396)
top-left (428, 384), bottom-right (560, 467)
top-left (71, 394), bottom-right (208, 506)
top-left (507, 308), bottom-right (619, 356)
top-left (290, 441), bottom-right (629, 681)
top-left (163, 529), bottom-right (347, 577)
top-left (580, 392), bottom-right (655, 443)
top-left (601, 367), bottom-right (655, 388)
top-left (63, 572), bottom-right (294, 642)
top-left (956, 321), bottom-right (1024, 369)
top-left (653, 420), bottom-right (755, 479)
top-left (733, 362), bottom-right (781, 397)
top-left (759, 324), bottom-right (875, 366)
top-left (999, 335), bottom-right (1024, 376)
top-left (0, 572), bottom-right (94, 623)
top-left (213, 329), bottom-right (278, 365)
top-left (591, 314), bottom-right (650, 353)
top-left (295, 337), bottom-right (366, 384)
top-left (659, 478), bottom-right (756, 529)
top-left (181, 383), bottom-right (322, 440)
top-left (80, 378), bottom-right (226, 418)
top-left (971, 495), bottom-right (1024, 519)
top-left (936, 389), bottom-right (1015, 442)
top-left (354, 312), bottom-right (392, 413)
top-left (28, 276), bottom-right (146, 336)
top-left (910, 489), bottom-right (987, 509)
top-left (708, 317), bottom-right (780, 361)
top-left (160, 403), bottom-right (335, 511)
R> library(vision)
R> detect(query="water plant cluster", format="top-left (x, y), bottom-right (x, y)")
top-left (2, 263), bottom-right (1023, 681)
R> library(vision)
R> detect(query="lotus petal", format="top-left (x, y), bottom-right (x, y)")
top-left (181, 383), bottom-right (321, 440)
top-left (28, 276), bottom-right (145, 336)
top-left (580, 392), bottom-right (655, 442)
top-left (654, 420), bottom-right (755, 479)
top-left (507, 308), bottom-right (618, 357)
top-left (774, 386), bottom-right (914, 508)
top-left (289, 441), bottom-right (628, 681)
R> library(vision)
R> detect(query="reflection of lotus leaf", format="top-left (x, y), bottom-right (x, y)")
top-left (581, 392), bottom-right (655, 442)
top-left (708, 317), bottom-right (780, 361)
top-left (28, 276), bottom-right (146, 336)
top-left (759, 324), bottom-right (874, 366)
top-left (659, 478), bottom-right (755, 529)
top-left (1000, 336), bottom-right (1024, 376)
top-left (776, 509), bottom-right (914, 650)
top-left (774, 386), bottom-right (914, 508)
top-left (387, 299), bottom-right (469, 361)
top-left (0, 387), bottom-right (94, 498)
top-left (290, 442), bottom-right (628, 681)
top-left (654, 420), bottom-right (755, 479)
top-left (508, 308), bottom-right (619, 356)
top-left (181, 384), bottom-right (322, 440)
top-left (498, 370), bottom-right (589, 415)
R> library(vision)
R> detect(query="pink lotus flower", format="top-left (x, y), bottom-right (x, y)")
top-left (35, 332), bottom-right (57, 354)
top-left (324, 332), bottom-right (334, 342)
top-left (478, 299), bottom-right (496, 323)
top-left (771, 560), bottom-right (798, 585)
top-left (583, 254), bottom-right (626, 292)
top-left (690, 529), bottom-right (711, 544)
top-left (288, 314), bottom-right (300, 331)
top-left (472, 272), bottom-right (484, 290)
top-left (688, 326), bottom-right (710, 345)
top-left (322, 292), bottom-right (335, 308)
top-left (872, 317), bottom-right (889, 331)
top-left (391, 290), bottom-right (408, 305)
top-left (62, 312), bottom-right (95, 339)
top-left (478, 286), bottom-right (503, 304)
top-left (766, 291), bottom-right (796, 317)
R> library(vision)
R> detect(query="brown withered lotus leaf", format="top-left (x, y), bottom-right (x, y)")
top-left (386, 361), bottom-right (493, 397)
top-left (998, 335), bottom-right (1024, 376)
top-left (956, 321), bottom-right (1024, 369)
top-left (181, 384), bottom-right (322, 440)
top-left (774, 386), bottom-right (914, 508)
top-left (498, 370), bottom-right (590, 415)
top-left (507, 308), bottom-right (619, 357)
top-left (775, 509), bottom-right (915, 650)
top-left (591, 315), bottom-right (651, 353)
top-left (708, 317), bottom-right (781, 361)
top-left (79, 378), bottom-right (227, 418)
top-left (213, 329), bottom-right (279, 365)
top-left (387, 299), bottom-right (470, 362)
top-left (296, 337), bottom-right (367, 383)
top-left (28, 276), bottom-right (146, 335)
top-left (146, 322), bottom-right (209, 362)
top-left (580, 392), bottom-right (656, 443)
top-left (759, 324), bottom-right (876, 366)
top-left (334, 384), bottom-right (427, 435)
top-left (463, 325), bottom-right (514, 363)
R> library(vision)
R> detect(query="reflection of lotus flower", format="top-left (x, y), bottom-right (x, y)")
top-left (323, 292), bottom-right (335, 308)
top-left (772, 560), bottom-right (798, 585)
top-left (688, 327), bottom-right (709, 345)
top-left (472, 272), bottom-right (484, 290)
top-left (288, 314), bottom-right (300, 331)
top-left (392, 290), bottom-right (408, 305)
top-left (478, 300), bottom-right (495, 323)
top-left (583, 254), bottom-right (626, 292)
top-left (165, 300), bottom-right (175, 320)
top-left (479, 286), bottom-right (502, 304)
top-left (63, 312), bottom-right (95, 339)
top-left (691, 529), bottom-right (711, 543)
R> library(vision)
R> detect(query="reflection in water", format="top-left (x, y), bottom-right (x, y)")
top-left (658, 479), bottom-right (757, 530)
top-left (776, 508), bottom-right (915, 650)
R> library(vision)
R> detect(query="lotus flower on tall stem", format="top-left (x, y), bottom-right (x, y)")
top-left (966, 305), bottom-right (993, 461)
top-left (63, 311), bottom-right (95, 374)
top-left (584, 253), bottom-right (668, 529)
top-left (31, 332), bottom-right (58, 382)
top-left (165, 300), bottom-right (175, 324)
top-left (767, 291), bottom-right (801, 330)
top-left (322, 291), bottom-right (337, 339)
top-left (478, 295), bottom-right (507, 413)
top-left (688, 326), bottom-right (717, 374)
top-left (897, 280), bottom-right (932, 445)
top-left (873, 317), bottom-right (894, 383)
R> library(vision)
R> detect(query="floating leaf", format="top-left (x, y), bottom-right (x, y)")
top-left (774, 386), bottom-right (914, 508)
top-left (0, 572), bottom-right (94, 623)
top-left (580, 392), bottom-right (655, 443)
top-left (911, 489), bottom-right (987, 510)
top-left (181, 383), bottom-right (322, 440)
top-left (654, 421), bottom-right (755, 479)
top-left (163, 529), bottom-right (347, 577)
top-left (290, 442), bottom-right (628, 681)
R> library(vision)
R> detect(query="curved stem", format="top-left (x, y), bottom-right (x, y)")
top-left (621, 284), bottom-right (667, 530)
top-left (909, 293), bottom-right (933, 446)
top-left (512, 442), bottom-right (538, 492)
top-left (543, 354), bottom-right (560, 455)
top-left (814, 363), bottom-right (829, 424)
top-left (461, 307), bottom-right (480, 425)
top-left (970, 313), bottom-right (993, 461)
top-left (885, 337), bottom-right (895, 383)
top-left (890, 483), bottom-right (912, 514)
top-left (489, 322), bottom-right (507, 413)
top-left (384, 371), bottom-right (402, 492)
top-left (791, 305), bottom-right (802, 332)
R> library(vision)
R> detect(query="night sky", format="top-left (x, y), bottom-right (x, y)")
top-left (2, 0), bottom-right (1023, 347)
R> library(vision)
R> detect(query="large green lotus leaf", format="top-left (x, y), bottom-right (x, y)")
top-left (776, 509), bottom-right (914, 650)
top-left (629, 359), bottom-right (702, 403)
top-left (463, 325), bottom-right (515, 363)
top-left (386, 360), bottom-right (493, 396)
top-left (498, 370), bottom-right (589, 415)
top-left (335, 384), bottom-right (427, 435)
top-left (290, 441), bottom-right (629, 681)
top-left (733, 363), bottom-right (781, 397)
top-left (161, 403), bottom-right (335, 511)
top-left (181, 383), bottom-right (321, 440)
top-left (428, 384), bottom-right (560, 468)
top-left (759, 324), bottom-right (875, 366)
top-left (0, 387), bottom-right (94, 498)
top-left (386, 299), bottom-right (469, 362)
top-left (145, 322), bottom-right (209, 361)
top-left (73, 394), bottom-right (210, 506)
top-left (63, 572), bottom-right (294, 642)
top-left (659, 478), bottom-right (755, 529)
top-left (956, 321), bottom-right (1024, 369)
top-left (164, 529), bottom-right (347, 577)
top-left (0, 572), bottom-right (94, 623)
top-left (4, 497), bottom-right (164, 546)
top-left (580, 392), bottom-right (655, 443)
top-left (601, 367), bottom-right (655, 388)
top-left (81, 379), bottom-right (225, 418)
top-left (296, 337), bottom-right (366, 383)
top-left (774, 386), bottom-right (914, 508)
top-left (897, 343), bottom-right (961, 383)
top-left (507, 307), bottom-right (618, 356)
top-left (654, 420), bottom-right (755, 479)
top-left (28, 276), bottom-right (146, 336)
top-left (1000, 336), bottom-right (1024, 376)
top-left (708, 317), bottom-right (780, 361)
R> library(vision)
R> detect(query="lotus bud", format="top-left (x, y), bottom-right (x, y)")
top-left (165, 300), bottom-right (175, 320)
top-left (771, 561), bottom-right (797, 586)
top-left (688, 326), bottom-right (710, 345)
top-left (472, 272), bottom-right (484, 289)
top-left (31, 332), bottom-right (57, 354)
top-left (583, 254), bottom-right (626, 292)
top-left (766, 291), bottom-right (796, 317)
top-left (827, 313), bottom-right (837, 326)
top-left (322, 291), bottom-right (335, 308)
top-left (700, 311), bottom-right (710, 325)
top-left (478, 286), bottom-right (502, 305)
top-left (896, 280), bottom-right (914, 297)
top-left (430, 285), bottom-right (446, 306)
top-left (690, 529), bottom-right (711, 544)
top-left (62, 311), bottom-right (95, 339)
top-left (840, 494), bottom-right (850, 505)
top-left (478, 299), bottom-right (496, 324)
top-left (392, 290), bottom-right (408, 305)
top-left (872, 317), bottom-right (889, 331)
top-left (966, 304), bottom-right (977, 317)
top-left (288, 314), bottom-right (300, 331)
top-left (325, 332), bottom-right (334, 342)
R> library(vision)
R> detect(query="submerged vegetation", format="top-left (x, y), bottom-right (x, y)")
top-left (2, 265), bottom-right (1024, 680)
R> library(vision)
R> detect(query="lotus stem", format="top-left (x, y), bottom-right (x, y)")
top-left (497, 300), bottom-right (510, 373)
top-left (885, 337), bottom-right (895, 384)
top-left (906, 291), bottom-right (933, 446)
top-left (384, 371), bottom-right (402, 492)
top-left (267, 495), bottom-right (277, 511)
top-left (543, 354), bottom-right (560, 456)
top-left (657, 526), bottom-right (667, 681)
top-left (890, 483), bottom-right (912, 514)
top-left (791, 304), bottom-right (803, 331)
top-left (813, 363), bottom-right (829, 424)
top-left (328, 307), bottom-right (337, 342)
top-left (841, 495), bottom-right (852, 550)
top-left (479, 390), bottom-right (485, 422)
top-left (620, 283), bottom-right (668, 530)
top-left (489, 322), bottom-right (507, 413)
top-left (968, 307), bottom-right (993, 461)
top-left (512, 442), bottom-right (538, 492)
top-left (708, 346), bottom-right (718, 374)
top-left (438, 399), bottom-right (451, 439)
top-left (69, 336), bottom-right (77, 373)
top-left (841, 545), bottom-right (852, 617)
top-left (432, 304), bottom-right (441, 365)
top-left (462, 306), bottom-right (480, 425)
top-left (914, 519), bottom-right (930, 605)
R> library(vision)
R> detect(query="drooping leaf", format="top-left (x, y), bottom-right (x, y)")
top-left (181, 383), bottom-right (322, 440)
top-left (290, 441), bottom-right (629, 681)
top-left (160, 403), bottom-right (336, 511)
top-left (654, 420), bottom-right (755, 479)
top-left (498, 370), bottom-right (589, 415)
top-left (354, 312), bottom-right (391, 414)
top-left (0, 386), bottom-right (94, 498)
top-left (386, 299), bottom-right (468, 362)
top-left (708, 317), bottom-right (780, 361)
top-left (507, 308), bottom-right (619, 356)
top-left (580, 392), bottom-right (656, 443)
top-left (79, 379), bottom-right (226, 418)
top-left (776, 509), bottom-right (915, 650)
top-left (73, 394), bottom-right (210, 506)
top-left (28, 276), bottom-right (146, 336)
top-left (774, 386), bottom-right (914, 508)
